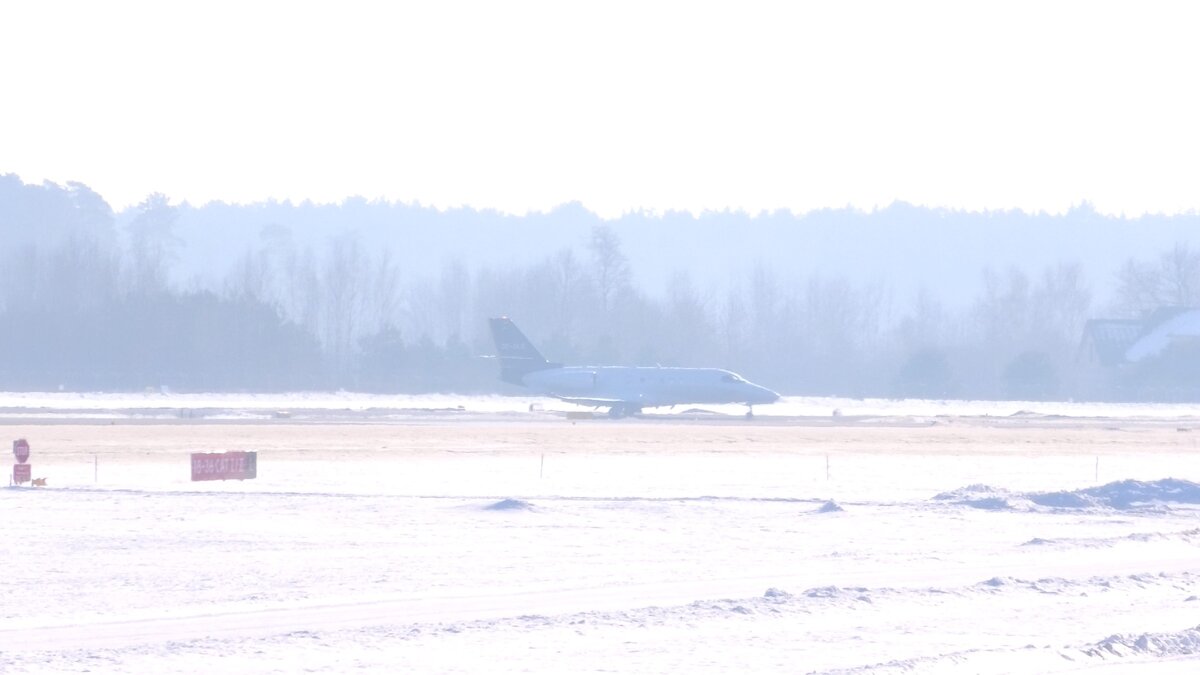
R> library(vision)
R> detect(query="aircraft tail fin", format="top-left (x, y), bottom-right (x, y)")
top-left (489, 317), bottom-right (555, 385)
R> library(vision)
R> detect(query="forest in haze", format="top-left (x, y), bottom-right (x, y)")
top-left (2, 174), bottom-right (1200, 400)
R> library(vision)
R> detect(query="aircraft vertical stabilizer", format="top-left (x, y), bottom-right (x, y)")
top-left (489, 317), bottom-right (557, 385)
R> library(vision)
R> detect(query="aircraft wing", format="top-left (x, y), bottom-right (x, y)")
top-left (553, 395), bottom-right (642, 407)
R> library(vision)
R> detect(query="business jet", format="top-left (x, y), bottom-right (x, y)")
top-left (489, 317), bottom-right (780, 418)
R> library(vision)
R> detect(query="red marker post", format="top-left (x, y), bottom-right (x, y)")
top-left (12, 438), bottom-right (31, 485)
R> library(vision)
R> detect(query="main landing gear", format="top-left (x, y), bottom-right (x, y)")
top-left (607, 404), bottom-right (642, 419)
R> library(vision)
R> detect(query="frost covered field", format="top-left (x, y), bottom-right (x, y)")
top-left (3, 396), bottom-right (1200, 674)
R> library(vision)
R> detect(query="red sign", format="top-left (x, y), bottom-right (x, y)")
top-left (13, 439), bottom-right (30, 464)
top-left (191, 451), bottom-right (257, 481)
top-left (12, 464), bottom-right (31, 484)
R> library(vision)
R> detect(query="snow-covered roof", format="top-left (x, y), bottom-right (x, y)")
top-left (1124, 308), bottom-right (1200, 363)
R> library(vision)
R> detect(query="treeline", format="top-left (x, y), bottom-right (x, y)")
top-left (1, 174), bottom-right (1198, 399)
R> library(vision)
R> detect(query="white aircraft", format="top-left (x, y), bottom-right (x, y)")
top-left (489, 317), bottom-right (780, 417)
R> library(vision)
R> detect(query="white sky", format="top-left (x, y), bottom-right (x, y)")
top-left (2, 0), bottom-right (1198, 217)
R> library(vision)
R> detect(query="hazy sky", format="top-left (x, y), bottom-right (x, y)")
top-left (3, 1), bottom-right (1197, 217)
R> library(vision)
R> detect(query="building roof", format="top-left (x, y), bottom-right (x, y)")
top-left (1082, 307), bottom-right (1200, 366)
top-left (1081, 319), bottom-right (1144, 366)
top-left (1125, 308), bottom-right (1200, 363)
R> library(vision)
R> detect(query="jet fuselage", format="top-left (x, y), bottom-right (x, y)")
top-left (489, 316), bottom-right (780, 416)
top-left (522, 365), bottom-right (779, 408)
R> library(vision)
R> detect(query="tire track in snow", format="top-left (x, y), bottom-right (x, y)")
top-left (5, 565), bottom-right (1200, 656)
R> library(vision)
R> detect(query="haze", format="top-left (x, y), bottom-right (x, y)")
top-left (3, 1), bottom-right (1200, 402)
top-left (3, 1), bottom-right (1198, 216)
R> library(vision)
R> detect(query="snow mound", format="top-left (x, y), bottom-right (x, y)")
top-left (932, 485), bottom-right (1017, 510)
top-left (803, 585), bottom-right (842, 598)
top-left (817, 500), bottom-right (844, 513)
top-left (803, 586), bottom-right (872, 602)
top-left (933, 483), bottom-right (999, 500)
top-left (483, 498), bottom-right (535, 511)
top-left (1027, 491), bottom-right (1097, 508)
top-left (936, 479), bottom-right (1200, 512)
top-left (1084, 624), bottom-right (1200, 659)
top-left (1032, 478), bottom-right (1200, 510)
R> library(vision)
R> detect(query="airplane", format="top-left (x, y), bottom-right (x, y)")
top-left (489, 316), bottom-right (780, 418)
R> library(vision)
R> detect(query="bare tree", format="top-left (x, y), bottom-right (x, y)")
top-left (549, 248), bottom-right (590, 342)
top-left (896, 287), bottom-right (947, 351)
top-left (588, 225), bottom-right (630, 317)
top-left (718, 280), bottom-right (748, 367)
top-left (320, 234), bottom-right (368, 374)
top-left (0, 244), bottom-right (40, 313)
top-left (438, 259), bottom-right (470, 343)
top-left (973, 267), bottom-right (1032, 350)
top-left (225, 249), bottom-right (274, 303)
top-left (1113, 257), bottom-right (1160, 318)
top-left (1113, 243), bottom-right (1200, 317)
top-left (367, 251), bottom-right (401, 336)
top-left (1158, 243), bottom-right (1200, 307)
top-left (661, 271), bottom-right (713, 365)
top-left (747, 263), bottom-right (783, 354)
top-left (1032, 263), bottom-right (1091, 350)
top-left (282, 248), bottom-right (322, 338)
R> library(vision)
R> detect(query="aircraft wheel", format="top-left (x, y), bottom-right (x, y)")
top-left (608, 405), bottom-right (640, 419)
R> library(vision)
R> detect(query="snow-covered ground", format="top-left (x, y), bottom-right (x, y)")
top-left (2, 390), bottom-right (1200, 421)
top-left (2, 396), bottom-right (1199, 673)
